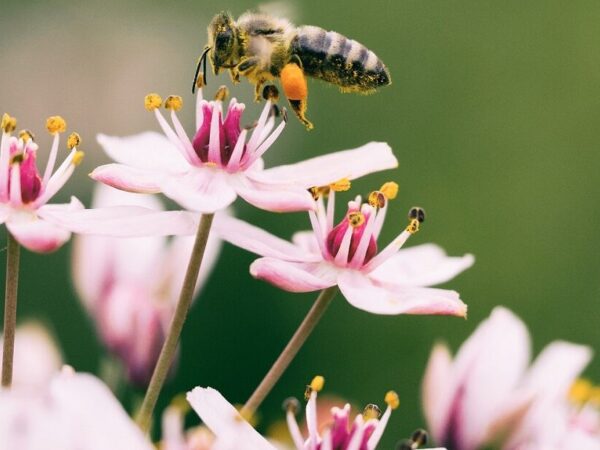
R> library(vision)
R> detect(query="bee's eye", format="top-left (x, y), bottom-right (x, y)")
top-left (216, 30), bottom-right (233, 49)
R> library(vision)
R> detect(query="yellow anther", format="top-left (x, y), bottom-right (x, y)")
top-left (569, 379), bottom-right (593, 404)
top-left (329, 178), bottom-right (351, 192)
top-left (164, 95), bottom-right (183, 111)
top-left (46, 116), bottom-right (67, 134)
top-left (1, 113), bottom-right (17, 133)
top-left (237, 406), bottom-right (257, 425)
top-left (348, 211), bottom-right (365, 228)
top-left (589, 386), bottom-right (600, 406)
top-left (144, 93), bottom-right (163, 111)
top-left (362, 403), bottom-right (382, 420)
top-left (380, 181), bottom-right (399, 200)
top-left (72, 150), bottom-right (85, 166)
top-left (67, 132), bottom-right (81, 150)
top-left (214, 85), bottom-right (229, 102)
top-left (310, 375), bottom-right (325, 392)
top-left (406, 219), bottom-right (420, 234)
top-left (18, 129), bottom-right (35, 142)
top-left (384, 390), bottom-right (400, 410)
top-left (203, 162), bottom-right (217, 168)
top-left (368, 191), bottom-right (386, 209)
top-left (169, 393), bottom-right (191, 413)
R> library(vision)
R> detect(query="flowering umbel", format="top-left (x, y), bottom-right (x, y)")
top-left (216, 183), bottom-right (473, 316)
top-left (91, 86), bottom-right (398, 213)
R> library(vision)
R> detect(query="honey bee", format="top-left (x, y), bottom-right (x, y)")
top-left (193, 11), bottom-right (391, 129)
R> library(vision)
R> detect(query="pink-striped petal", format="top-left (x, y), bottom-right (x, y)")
top-left (250, 258), bottom-right (337, 293)
top-left (214, 215), bottom-right (318, 262)
top-left (90, 164), bottom-right (162, 194)
top-left (337, 271), bottom-right (467, 316)
top-left (160, 170), bottom-right (237, 213)
top-left (97, 132), bottom-right (188, 172)
top-left (369, 244), bottom-right (475, 287)
top-left (6, 214), bottom-right (72, 253)
top-left (253, 142), bottom-right (398, 188)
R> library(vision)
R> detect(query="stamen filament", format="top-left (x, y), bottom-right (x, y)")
top-left (286, 409), bottom-right (305, 449)
top-left (207, 102), bottom-right (222, 166)
top-left (225, 129), bottom-right (248, 172)
top-left (346, 417), bottom-right (366, 450)
top-left (363, 229), bottom-right (412, 272)
top-left (308, 210), bottom-right (328, 257)
top-left (244, 119), bottom-right (285, 168)
top-left (153, 109), bottom-right (196, 166)
top-left (169, 110), bottom-right (201, 165)
top-left (368, 405), bottom-right (393, 449)
top-left (42, 133), bottom-right (60, 187)
top-left (0, 133), bottom-right (11, 201)
top-left (372, 201), bottom-right (388, 239)
top-left (326, 190), bottom-right (336, 233)
top-left (246, 101), bottom-right (272, 151)
top-left (34, 148), bottom-right (76, 207)
top-left (333, 225), bottom-right (353, 265)
top-left (9, 165), bottom-right (22, 207)
top-left (195, 96), bottom-right (206, 130)
top-left (350, 207), bottom-right (377, 268)
top-left (306, 390), bottom-right (319, 448)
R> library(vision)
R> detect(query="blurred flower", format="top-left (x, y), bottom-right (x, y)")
top-left (186, 377), bottom-right (444, 450)
top-left (72, 184), bottom-right (221, 385)
top-left (91, 86), bottom-right (397, 213)
top-left (0, 367), bottom-right (153, 449)
top-left (422, 306), bottom-right (597, 450)
top-left (0, 322), bottom-right (61, 390)
top-left (0, 113), bottom-right (84, 252)
top-left (216, 184), bottom-right (473, 316)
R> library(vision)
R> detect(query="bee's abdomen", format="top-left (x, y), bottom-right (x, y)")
top-left (290, 26), bottom-right (390, 92)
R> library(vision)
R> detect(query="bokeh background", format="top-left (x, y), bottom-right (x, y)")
top-left (1, 0), bottom-right (600, 447)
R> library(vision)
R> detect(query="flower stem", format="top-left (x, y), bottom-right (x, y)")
top-left (135, 213), bottom-right (214, 433)
top-left (2, 232), bottom-right (20, 388)
top-left (240, 286), bottom-right (338, 418)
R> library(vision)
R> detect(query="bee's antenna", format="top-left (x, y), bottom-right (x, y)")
top-left (192, 46), bottom-right (211, 94)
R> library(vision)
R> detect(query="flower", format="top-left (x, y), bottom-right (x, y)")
top-left (72, 184), bottom-right (222, 385)
top-left (215, 184), bottom-right (473, 316)
top-left (422, 306), bottom-right (597, 450)
top-left (0, 322), bottom-right (62, 390)
top-left (0, 367), bottom-right (154, 449)
top-left (0, 113), bottom-right (85, 252)
top-left (186, 377), bottom-right (445, 450)
top-left (91, 86), bottom-right (398, 214)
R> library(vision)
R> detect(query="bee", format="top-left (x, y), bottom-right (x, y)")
top-left (193, 11), bottom-right (391, 129)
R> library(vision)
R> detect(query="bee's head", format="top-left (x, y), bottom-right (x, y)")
top-left (208, 11), bottom-right (237, 74)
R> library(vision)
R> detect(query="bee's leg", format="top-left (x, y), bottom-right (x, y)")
top-left (229, 68), bottom-right (240, 84)
top-left (281, 60), bottom-right (313, 130)
top-left (254, 79), bottom-right (266, 102)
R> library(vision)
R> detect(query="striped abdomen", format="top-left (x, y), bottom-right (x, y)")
top-left (290, 25), bottom-right (390, 92)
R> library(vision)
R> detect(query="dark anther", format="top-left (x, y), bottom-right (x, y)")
top-left (282, 397), bottom-right (300, 415)
top-left (395, 439), bottom-right (414, 450)
top-left (262, 85), bottom-right (280, 102)
top-left (411, 429), bottom-right (428, 446)
top-left (408, 206), bottom-right (426, 223)
top-left (270, 104), bottom-right (281, 118)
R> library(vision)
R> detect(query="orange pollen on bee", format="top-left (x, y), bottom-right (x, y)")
top-left (281, 63), bottom-right (307, 101)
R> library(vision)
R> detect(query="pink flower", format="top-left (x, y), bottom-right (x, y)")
top-left (422, 306), bottom-right (597, 450)
top-left (0, 367), bottom-right (154, 449)
top-left (186, 377), bottom-right (445, 450)
top-left (91, 88), bottom-right (398, 214)
top-left (72, 184), bottom-right (221, 385)
top-left (216, 184), bottom-right (473, 316)
top-left (0, 114), bottom-right (85, 252)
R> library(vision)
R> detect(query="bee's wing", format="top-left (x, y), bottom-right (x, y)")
top-left (257, 1), bottom-right (301, 23)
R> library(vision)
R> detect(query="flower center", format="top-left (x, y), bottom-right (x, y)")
top-left (325, 208), bottom-right (378, 266)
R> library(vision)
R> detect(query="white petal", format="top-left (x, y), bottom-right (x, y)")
top-left (214, 214), bottom-right (319, 262)
top-left (90, 164), bottom-right (162, 194)
top-left (97, 132), bottom-right (188, 172)
top-left (187, 387), bottom-right (275, 450)
top-left (250, 258), bottom-right (338, 293)
top-left (422, 343), bottom-right (454, 444)
top-left (291, 230), bottom-right (323, 257)
top-left (6, 213), bottom-right (72, 253)
top-left (337, 271), bottom-right (468, 316)
top-left (369, 244), bottom-right (475, 287)
top-left (254, 142), bottom-right (398, 188)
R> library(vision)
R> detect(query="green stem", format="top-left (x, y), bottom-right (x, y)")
top-left (2, 232), bottom-right (20, 388)
top-left (240, 286), bottom-right (338, 418)
top-left (135, 213), bottom-right (214, 433)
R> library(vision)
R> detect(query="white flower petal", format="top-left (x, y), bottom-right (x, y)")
top-left (97, 132), bottom-right (188, 172)
top-left (90, 164), bottom-right (162, 194)
top-left (422, 343), bottom-right (454, 444)
top-left (369, 244), bottom-right (475, 287)
top-left (6, 214), bottom-right (72, 253)
top-left (291, 230), bottom-right (322, 256)
top-left (250, 258), bottom-right (338, 293)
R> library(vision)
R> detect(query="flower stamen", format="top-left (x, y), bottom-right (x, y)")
top-left (363, 403), bottom-right (382, 420)
top-left (18, 130), bottom-right (35, 142)
top-left (330, 177), bottom-right (351, 192)
top-left (144, 93), bottom-right (163, 111)
top-left (214, 85), bottom-right (229, 102)
top-left (164, 95), bottom-right (183, 111)
top-left (1, 113), bottom-right (17, 134)
top-left (67, 132), bottom-right (81, 150)
top-left (380, 181), bottom-right (399, 199)
top-left (348, 211), bottom-right (365, 228)
top-left (407, 207), bottom-right (426, 234)
top-left (46, 116), bottom-right (67, 135)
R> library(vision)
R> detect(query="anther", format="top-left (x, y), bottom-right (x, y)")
top-left (569, 379), bottom-right (592, 404)
top-left (395, 440), bottom-right (414, 450)
top-left (348, 211), bottom-right (365, 228)
top-left (310, 375), bottom-right (325, 392)
top-left (11, 153), bottom-right (24, 164)
top-left (362, 403), bottom-right (382, 420)
top-left (67, 132), bottom-right (81, 150)
top-left (368, 191), bottom-right (386, 209)
top-left (262, 85), bottom-right (280, 102)
top-left (18, 129), bottom-right (35, 142)
top-left (282, 397), bottom-right (300, 415)
top-left (1, 113), bottom-right (17, 133)
top-left (408, 206), bottom-right (426, 223)
top-left (410, 429), bottom-right (428, 447)
top-left (195, 73), bottom-right (206, 90)
top-left (380, 181), bottom-right (399, 200)
top-left (46, 116), bottom-right (67, 134)
top-left (164, 95), bottom-right (183, 111)
top-left (329, 178), bottom-right (351, 192)
top-left (144, 93), bottom-right (163, 111)
top-left (72, 151), bottom-right (85, 166)
top-left (214, 85), bottom-right (229, 102)
top-left (309, 186), bottom-right (329, 200)
top-left (385, 390), bottom-right (400, 410)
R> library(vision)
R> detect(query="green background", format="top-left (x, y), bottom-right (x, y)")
top-left (1, 0), bottom-right (599, 447)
